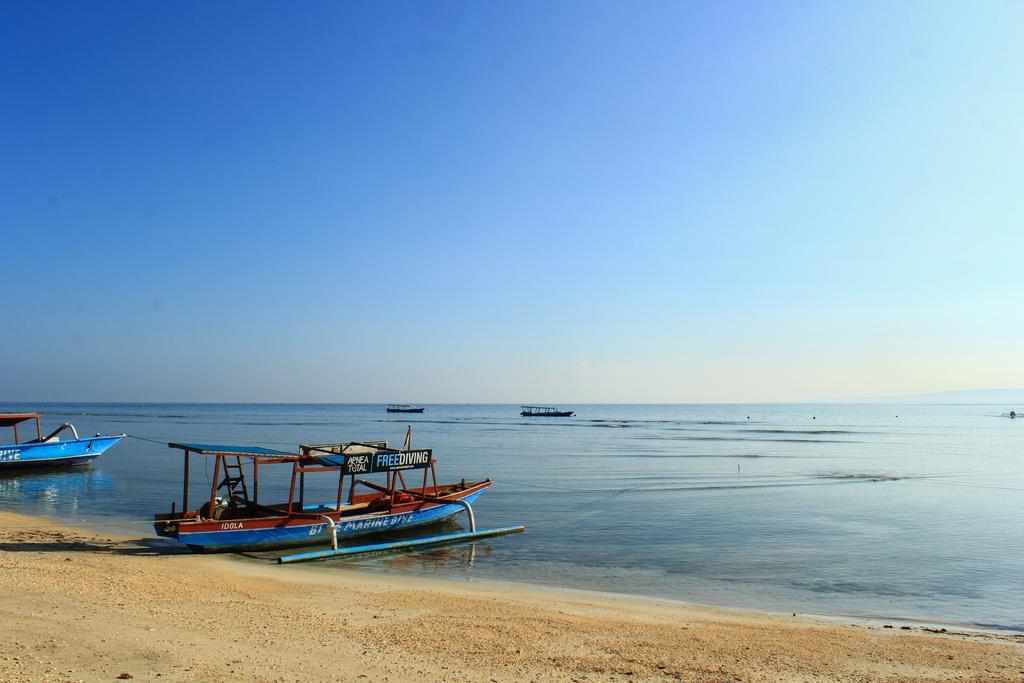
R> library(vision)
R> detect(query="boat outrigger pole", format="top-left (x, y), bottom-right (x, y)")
top-left (277, 525), bottom-right (525, 564)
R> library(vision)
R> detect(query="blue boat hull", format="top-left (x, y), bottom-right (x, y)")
top-left (0, 435), bottom-right (124, 469)
top-left (162, 488), bottom-right (488, 552)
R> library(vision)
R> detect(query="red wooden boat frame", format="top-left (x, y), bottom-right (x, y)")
top-left (154, 439), bottom-right (492, 552)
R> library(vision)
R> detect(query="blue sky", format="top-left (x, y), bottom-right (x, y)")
top-left (2, 1), bottom-right (1022, 402)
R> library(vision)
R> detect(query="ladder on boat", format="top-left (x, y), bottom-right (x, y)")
top-left (218, 456), bottom-right (251, 508)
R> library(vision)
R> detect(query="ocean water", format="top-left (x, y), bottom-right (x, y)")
top-left (1, 402), bottom-right (1022, 632)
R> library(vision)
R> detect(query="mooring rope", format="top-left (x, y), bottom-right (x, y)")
top-left (124, 434), bottom-right (171, 446)
top-left (0, 517), bottom-right (165, 529)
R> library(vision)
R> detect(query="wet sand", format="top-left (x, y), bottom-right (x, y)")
top-left (0, 510), bottom-right (1020, 682)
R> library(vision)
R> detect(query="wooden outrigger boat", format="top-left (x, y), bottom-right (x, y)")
top-left (153, 436), bottom-right (499, 553)
top-left (386, 404), bottom-right (424, 413)
top-left (520, 405), bottom-right (574, 417)
top-left (0, 413), bottom-right (123, 469)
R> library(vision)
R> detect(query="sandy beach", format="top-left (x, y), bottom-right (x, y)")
top-left (0, 510), bottom-right (1020, 682)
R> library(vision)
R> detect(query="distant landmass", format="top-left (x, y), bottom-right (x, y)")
top-left (842, 388), bottom-right (1024, 404)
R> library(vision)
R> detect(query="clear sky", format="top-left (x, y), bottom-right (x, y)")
top-left (2, 1), bottom-right (1022, 403)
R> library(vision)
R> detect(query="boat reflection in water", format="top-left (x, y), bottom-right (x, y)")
top-left (377, 537), bottom-right (496, 569)
top-left (291, 519), bottom-right (497, 570)
top-left (0, 466), bottom-right (115, 517)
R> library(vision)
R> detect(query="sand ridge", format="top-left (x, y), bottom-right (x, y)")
top-left (0, 510), bottom-right (1021, 682)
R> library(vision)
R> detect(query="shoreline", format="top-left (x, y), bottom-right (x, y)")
top-left (1, 510), bottom-right (1021, 681)
top-left (330, 561), bottom-right (1024, 639)
top-left (34, 512), bottom-right (1024, 638)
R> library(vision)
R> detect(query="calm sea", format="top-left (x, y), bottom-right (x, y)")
top-left (1, 403), bottom-right (1021, 632)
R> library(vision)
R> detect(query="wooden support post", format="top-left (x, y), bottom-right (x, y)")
top-left (12, 422), bottom-right (18, 445)
top-left (208, 455), bottom-right (221, 516)
top-left (253, 460), bottom-right (260, 504)
top-left (183, 450), bottom-right (191, 513)
top-left (336, 469), bottom-right (345, 510)
top-left (299, 470), bottom-right (305, 511)
top-left (34, 417), bottom-right (41, 441)
top-left (287, 461), bottom-right (298, 514)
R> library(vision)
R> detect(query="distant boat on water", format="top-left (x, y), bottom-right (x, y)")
top-left (520, 406), bottom-right (574, 417)
top-left (387, 404), bottom-right (424, 413)
top-left (0, 412), bottom-right (123, 469)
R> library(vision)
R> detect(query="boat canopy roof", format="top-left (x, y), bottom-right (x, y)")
top-left (521, 406), bottom-right (558, 410)
top-left (299, 440), bottom-right (388, 456)
top-left (0, 413), bottom-right (41, 427)
top-left (168, 442), bottom-right (299, 459)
